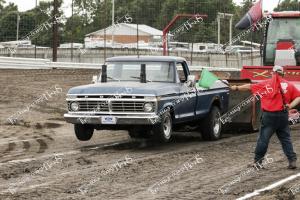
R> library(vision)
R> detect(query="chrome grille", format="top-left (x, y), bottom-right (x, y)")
top-left (68, 101), bottom-right (109, 112)
top-left (111, 101), bottom-right (145, 112)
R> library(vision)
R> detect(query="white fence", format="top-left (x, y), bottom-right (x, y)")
top-left (0, 56), bottom-right (241, 72)
top-left (0, 48), bottom-right (262, 69)
top-left (0, 57), bottom-right (49, 69)
top-left (0, 57), bottom-right (102, 69)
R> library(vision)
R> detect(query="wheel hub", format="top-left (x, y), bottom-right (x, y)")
top-left (163, 116), bottom-right (171, 139)
top-left (213, 112), bottom-right (221, 137)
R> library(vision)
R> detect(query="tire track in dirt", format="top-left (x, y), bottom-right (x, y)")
top-left (0, 130), bottom-right (62, 163)
top-left (3, 142), bottom-right (16, 154)
top-left (41, 134), bottom-right (54, 141)
top-left (36, 139), bottom-right (48, 154)
top-left (22, 141), bottom-right (30, 152)
top-left (0, 132), bottom-right (246, 170)
top-left (0, 136), bottom-right (254, 198)
top-left (78, 134), bottom-right (300, 199)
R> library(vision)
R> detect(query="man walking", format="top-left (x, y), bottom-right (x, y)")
top-left (231, 66), bottom-right (300, 169)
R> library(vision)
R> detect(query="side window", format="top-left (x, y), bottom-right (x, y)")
top-left (176, 62), bottom-right (187, 83)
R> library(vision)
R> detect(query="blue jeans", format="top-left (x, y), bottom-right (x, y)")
top-left (255, 111), bottom-right (297, 162)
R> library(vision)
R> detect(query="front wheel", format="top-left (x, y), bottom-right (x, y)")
top-left (200, 106), bottom-right (222, 141)
top-left (152, 112), bottom-right (172, 143)
top-left (74, 124), bottom-right (94, 141)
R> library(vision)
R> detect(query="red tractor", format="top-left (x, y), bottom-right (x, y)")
top-left (229, 11), bottom-right (300, 131)
top-left (241, 11), bottom-right (300, 87)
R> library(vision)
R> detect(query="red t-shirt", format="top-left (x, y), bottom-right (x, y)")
top-left (251, 77), bottom-right (300, 112)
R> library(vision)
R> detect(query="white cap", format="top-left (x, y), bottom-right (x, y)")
top-left (273, 65), bottom-right (284, 74)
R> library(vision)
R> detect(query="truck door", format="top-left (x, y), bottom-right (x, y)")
top-left (174, 61), bottom-right (197, 122)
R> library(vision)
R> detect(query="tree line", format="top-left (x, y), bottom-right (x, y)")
top-left (0, 0), bottom-right (297, 47)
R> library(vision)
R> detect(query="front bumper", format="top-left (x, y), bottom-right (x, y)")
top-left (64, 113), bottom-right (159, 125)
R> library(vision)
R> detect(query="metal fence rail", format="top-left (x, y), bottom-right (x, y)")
top-left (0, 48), bottom-right (261, 69)
top-left (0, 57), bottom-right (102, 69)
top-left (0, 56), bottom-right (241, 72)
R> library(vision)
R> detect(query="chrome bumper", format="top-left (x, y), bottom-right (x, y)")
top-left (64, 113), bottom-right (159, 125)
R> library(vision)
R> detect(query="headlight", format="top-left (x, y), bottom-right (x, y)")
top-left (144, 96), bottom-right (156, 101)
top-left (70, 102), bottom-right (79, 111)
top-left (67, 95), bottom-right (77, 99)
top-left (144, 103), bottom-right (154, 112)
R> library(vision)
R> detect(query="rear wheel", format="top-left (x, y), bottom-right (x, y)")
top-left (200, 106), bottom-right (222, 141)
top-left (74, 124), bottom-right (94, 141)
top-left (152, 112), bottom-right (172, 143)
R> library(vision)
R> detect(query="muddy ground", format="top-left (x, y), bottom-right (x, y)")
top-left (1, 69), bottom-right (300, 200)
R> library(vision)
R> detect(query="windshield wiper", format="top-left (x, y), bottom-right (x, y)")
top-left (107, 76), bottom-right (120, 82)
top-left (130, 76), bottom-right (152, 82)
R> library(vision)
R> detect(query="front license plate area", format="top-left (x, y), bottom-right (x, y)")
top-left (101, 116), bottom-right (117, 124)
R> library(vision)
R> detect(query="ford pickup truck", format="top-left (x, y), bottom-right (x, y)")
top-left (64, 56), bottom-right (229, 142)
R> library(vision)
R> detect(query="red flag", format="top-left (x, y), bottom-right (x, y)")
top-left (235, 0), bottom-right (263, 30)
top-left (270, 72), bottom-right (281, 98)
top-left (251, 73), bottom-right (280, 99)
top-left (249, 0), bottom-right (263, 23)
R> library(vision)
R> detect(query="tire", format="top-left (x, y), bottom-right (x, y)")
top-left (74, 124), bottom-right (94, 141)
top-left (152, 111), bottom-right (172, 143)
top-left (200, 106), bottom-right (222, 141)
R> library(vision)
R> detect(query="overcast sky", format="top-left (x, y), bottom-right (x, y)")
top-left (5, 0), bottom-right (280, 16)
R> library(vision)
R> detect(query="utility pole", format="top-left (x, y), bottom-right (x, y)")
top-left (16, 14), bottom-right (20, 41)
top-left (52, 0), bottom-right (58, 62)
top-left (71, 0), bottom-right (74, 61)
top-left (111, 0), bottom-right (115, 48)
top-left (137, 24), bottom-right (139, 57)
top-left (104, 0), bottom-right (107, 61)
top-left (136, 0), bottom-right (139, 57)
top-left (34, 0), bottom-right (37, 58)
top-left (217, 16), bottom-right (220, 46)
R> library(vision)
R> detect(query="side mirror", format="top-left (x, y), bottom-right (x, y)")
top-left (186, 75), bottom-right (196, 87)
top-left (92, 75), bottom-right (99, 84)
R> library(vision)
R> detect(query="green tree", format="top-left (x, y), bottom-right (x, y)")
top-left (274, 0), bottom-right (300, 11)
top-left (0, 0), bottom-right (64, 45)
top-left (61, 14), bottom-right (86, 44)
top-left (0, 3), bottom-right (18, 41)
top-left (238, 0), bottom-right (254, 15)
top-left (22, 0), bottom-right (63, 46)
top-left (0, 0), bottom-right (6, 10)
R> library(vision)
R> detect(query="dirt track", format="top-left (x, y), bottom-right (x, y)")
top-left (1, 69), bottom-right (300, 200)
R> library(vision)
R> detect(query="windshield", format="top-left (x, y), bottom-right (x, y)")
top-left (265, 18), bottom-right (300, 65)
top-left (105, 61), bottom-right (175, 82)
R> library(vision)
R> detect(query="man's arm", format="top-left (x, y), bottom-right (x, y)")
top-left (288, 83), bottom-right (300, 109)
top-left (289, 97), bottom-right (300, 109)
top-left (230, 84), bottom-right (251, 91)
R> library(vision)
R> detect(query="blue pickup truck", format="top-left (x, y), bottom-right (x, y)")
top-left (64, 56), bottom-right (229, 142)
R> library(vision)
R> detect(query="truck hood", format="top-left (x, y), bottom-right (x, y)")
top-left (68, 82), bottom-right (179, 96)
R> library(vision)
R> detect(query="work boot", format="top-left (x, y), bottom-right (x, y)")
top-left (288, 160), bottom-right (297, 170)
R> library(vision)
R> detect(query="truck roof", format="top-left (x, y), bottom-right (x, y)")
top-left (271, 11), bottom-right (300, 18)
top-left (106, 56), bottom-right (187, 63)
